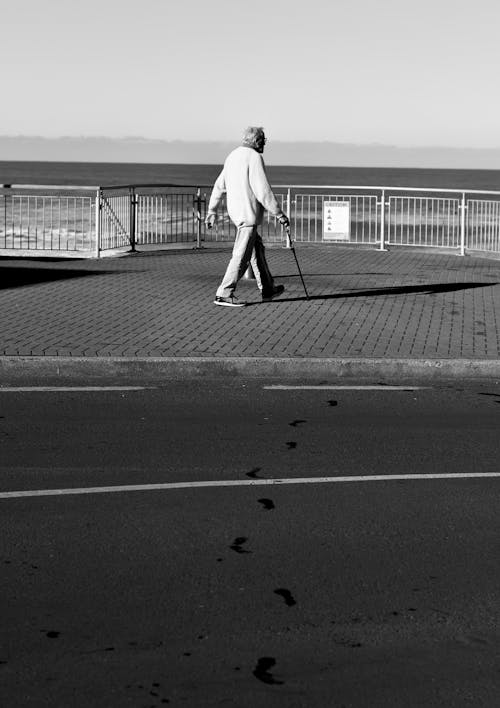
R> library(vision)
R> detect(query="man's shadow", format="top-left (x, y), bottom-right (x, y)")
top-left (246, 280), bottom-right (498, 305)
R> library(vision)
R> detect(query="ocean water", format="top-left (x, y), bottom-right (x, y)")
top-left (1, 161), bottom-right (500, 192)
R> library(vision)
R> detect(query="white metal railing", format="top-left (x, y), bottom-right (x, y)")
top-left (1, 183), bottom-right (500, 259)
top-left (1, 188), bottom-right (97, 255)
top-left (387, 196), bottom-right (461, 250)
top-left (293, 193), bottom-right (379, 244)
top-left (467, 199), bottom-right (500, 253)
top-left (136, 192), bottom-right (200, 246)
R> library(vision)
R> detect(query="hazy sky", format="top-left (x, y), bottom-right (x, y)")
top-left (2, 0), bottom-right (499, 147)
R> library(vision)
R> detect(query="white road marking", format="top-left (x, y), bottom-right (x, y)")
top-left (0, 387), bottom-right (151, 392)
top-left (264, 385), bottom-right (428, 390)
top-left (1, 472), bottom-right (499, 499)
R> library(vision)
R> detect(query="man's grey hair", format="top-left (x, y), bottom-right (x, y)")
top-left (242, 126), bottom-right (265, 149)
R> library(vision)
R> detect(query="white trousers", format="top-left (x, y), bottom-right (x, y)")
top-left (216, 225), bottom-right (274, 298)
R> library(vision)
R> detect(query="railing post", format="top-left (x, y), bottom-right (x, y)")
top-left (379, 189), bottom-right (387, 251)
top-left (129, 187), bottom-right (136, 252)
top-left (285, 187), bottom-right (292, 248)
top-left (460, 191), bottom-right (466, 256)
top-left (195, 187), bottom-right (202, 249)
top-left (95, 188), bottom-right (101, 258)
top-left (2, 193), bottom-right (6, 247)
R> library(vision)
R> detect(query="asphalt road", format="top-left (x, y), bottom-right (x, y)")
top-left (1, 377), bottom-right (499, 707)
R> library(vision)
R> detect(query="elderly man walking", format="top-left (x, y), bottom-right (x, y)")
top-left (206, 126), bottom-right (289, 307)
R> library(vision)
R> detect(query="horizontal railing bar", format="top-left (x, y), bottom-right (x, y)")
top-left (100, 183), bottom-right (207, 190)
top-left (274, 185), bottom-right (500, 196)
top-left (1, 184), bottom-right (99, 191)
top-left (102, 183), bottom-right (500, 197)
top-left (3, 183), bottom-right (500, 197)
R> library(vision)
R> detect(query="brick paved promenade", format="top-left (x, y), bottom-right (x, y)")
top-left (1, 245), bottom-right (500, 376)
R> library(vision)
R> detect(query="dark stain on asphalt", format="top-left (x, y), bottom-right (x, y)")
top-left (45, 631), bottom-right (60, 639)
top-left (246, 467), bottom-right (263, 478)
top-left (328, 400), bottom-right (338, 407)
top-left (80, 646), bottom-right (117, 655)
top-left (230, 537), bottom-right (251, 553)
top-left (286, 441), bottom-right (297, 449)
top-left (253, 657), bottom-right (283, 685)
top-left (274, 588), bottom-right (296, 606)
top-left (478, 392), bottom-right (500, 398)
top-left (132, 681), bottom-right (169, 704)
top-left (258, 498), bottom-right (275, 510)
top-left (289, 419), bottom-right (306, 427)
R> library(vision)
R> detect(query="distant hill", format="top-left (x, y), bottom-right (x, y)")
top-left (2, 135), bottom-right (500, 169)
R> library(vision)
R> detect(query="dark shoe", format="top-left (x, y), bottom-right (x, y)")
top-left (214, 295), bottom-right (246, 307)
top-left (262, 284), bottom-right (285, 301)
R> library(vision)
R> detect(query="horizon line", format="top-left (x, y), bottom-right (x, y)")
top-left (1, 135), bottom-right (500, 151)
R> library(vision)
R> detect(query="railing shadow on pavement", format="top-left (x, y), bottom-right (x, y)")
top-left (0, 266), bottom-right (118, 290)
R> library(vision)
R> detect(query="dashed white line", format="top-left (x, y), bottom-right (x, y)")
top-left (1, 472), bottom-right (499, 499)
top-left (264, 385), bottom-right (428, 390)
top-left (0, 387), bottom-right (152, 392)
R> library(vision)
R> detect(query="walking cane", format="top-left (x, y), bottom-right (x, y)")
top-left (286, 226), bottom-right (309, 300)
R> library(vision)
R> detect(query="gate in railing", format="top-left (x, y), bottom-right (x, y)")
top-left (1, 183), bottom-right (500, 259)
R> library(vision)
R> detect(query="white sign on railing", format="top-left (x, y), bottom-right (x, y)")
top-left (323, 200), bottom-right (350, 241)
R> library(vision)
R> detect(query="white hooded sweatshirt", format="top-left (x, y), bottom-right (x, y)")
top-left (207, 146), bottom-right (285, 227)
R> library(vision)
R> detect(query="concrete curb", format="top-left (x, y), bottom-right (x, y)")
top-left (1, 356), bottom-right (499, 383)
